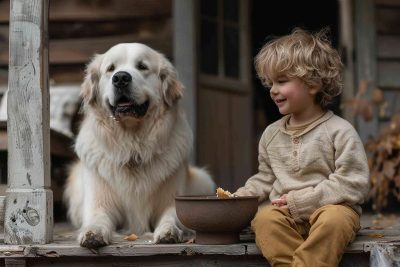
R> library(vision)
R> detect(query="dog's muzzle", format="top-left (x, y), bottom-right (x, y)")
top-left (109, 71), bottom-right (150, 119)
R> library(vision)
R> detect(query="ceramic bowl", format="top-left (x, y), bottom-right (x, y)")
top-left (175, 195), bottom-right (258, 244)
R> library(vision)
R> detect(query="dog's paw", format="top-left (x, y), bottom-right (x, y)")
top-left (153, 224), bottom-right (183, 244)
top-left (78, 226), bottom-right (112, 249)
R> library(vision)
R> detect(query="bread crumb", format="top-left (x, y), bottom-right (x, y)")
top-left (216, 187), bottom-right (233, 198)
top-left (186, 238), bottom-right (195, 244)
top-left (123, 233), bottom-right (138, 241)
top-left (367, 233), bottom-right (384, 238)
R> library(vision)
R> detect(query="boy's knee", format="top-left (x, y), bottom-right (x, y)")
top-left (251, 205), bottom-right (289, 231)
top-left (312, 205), bottom-right (359, 232)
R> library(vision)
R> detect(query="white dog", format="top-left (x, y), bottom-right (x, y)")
top-left (64, 43), bottom-right (215, 248)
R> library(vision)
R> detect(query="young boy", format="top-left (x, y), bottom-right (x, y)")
top-left (234, 29), bottom-right (370, 267)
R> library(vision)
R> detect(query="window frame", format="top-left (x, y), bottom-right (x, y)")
top-left (197, 0), bottom-right (250, 92)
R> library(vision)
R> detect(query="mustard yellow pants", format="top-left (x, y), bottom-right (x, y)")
top-left (251, 205), bottom-right (360, 267)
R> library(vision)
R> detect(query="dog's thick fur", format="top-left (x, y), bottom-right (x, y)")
top-left (64, 43), bottom-right (215, 248)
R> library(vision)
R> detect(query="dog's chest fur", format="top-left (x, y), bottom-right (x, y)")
top-left (75, 111), bottom-right (191, 233)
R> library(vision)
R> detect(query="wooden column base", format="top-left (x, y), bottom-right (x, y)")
top-left (4, 189), bottom-right (53, 244)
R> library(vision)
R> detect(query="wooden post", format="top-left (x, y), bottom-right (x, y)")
top-left (5, 0), bottom-right (52, 244)
top-left (354, 0), bottom-right (379, 142)
top-left (338, 0), bottom-right (356, 125)
top-left (173, 0), bottom-right (197, 162)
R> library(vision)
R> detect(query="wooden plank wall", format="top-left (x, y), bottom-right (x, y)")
top-left (0, 0), bottom-right (172, 86)
top-left (375, 0), bottom-right (400, 122)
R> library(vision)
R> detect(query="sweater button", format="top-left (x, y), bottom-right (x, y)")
top-left (293, 151), bottom-right (298, 157)
top-left (293, 137), bottom-right (299, 144)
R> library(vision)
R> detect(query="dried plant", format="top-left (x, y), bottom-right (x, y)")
top-left (343, 80), bottom-right (400, 211)
top-left (365, 115), bottom-right (400, 211)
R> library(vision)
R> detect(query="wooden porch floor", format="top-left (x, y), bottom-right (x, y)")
top-left (0, 212), bottom-right (398, 266)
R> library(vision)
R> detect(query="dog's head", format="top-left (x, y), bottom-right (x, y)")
top-left (81, 43), bottom-right (183, 126)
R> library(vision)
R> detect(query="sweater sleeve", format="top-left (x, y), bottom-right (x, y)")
top-left (287, 124), bottom-right (370, 222)
top-left (234, 129), bottom-right (276, 202)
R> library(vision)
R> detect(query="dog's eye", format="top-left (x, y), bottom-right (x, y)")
top-left (107, 64), bottom-right (115, 72)
top-left (137, 62), bottom-right (148, 71)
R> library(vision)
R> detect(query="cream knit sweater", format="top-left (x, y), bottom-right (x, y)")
top-left (235, 111), bottom-right (370, 223)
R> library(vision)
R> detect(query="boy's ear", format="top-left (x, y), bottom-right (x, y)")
top-left (309, 86), bottom-right (320, 95)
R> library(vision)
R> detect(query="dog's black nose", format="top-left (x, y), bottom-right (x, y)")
top-left (112, 71), bottom-right (132, 88)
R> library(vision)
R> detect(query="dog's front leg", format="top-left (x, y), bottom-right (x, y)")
top-left (79, 210), bottom-right (115, 249)
top-left (78, 170), bottom-right (120, 249)
top-left (153, 206), bottom-right (183, 243)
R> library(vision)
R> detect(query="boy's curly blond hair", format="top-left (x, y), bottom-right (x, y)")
top-left (255, 28), bottom-right (343, 109)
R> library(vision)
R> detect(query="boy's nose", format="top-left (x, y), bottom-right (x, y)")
top-left (269, 85), bottom-right (278, 95)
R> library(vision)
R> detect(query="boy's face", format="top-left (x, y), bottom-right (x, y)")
top-left (269, 77), bottom-right (320, 120)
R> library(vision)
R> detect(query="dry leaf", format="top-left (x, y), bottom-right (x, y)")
top-left (383, 138), bottom-right (393, 154)
top-left (357, 80), bottom-right (369, 96)
top-left (123, 233), bottom-right (138, 241)
top-left (394, 175), bottom-right (400, 188)
top-left (359, 100), bottom-right (373, 122)
top-left (371, 88), bottom-right (384, 105)
top-left (372, 219), bottom-right (380, 225)
top-left (383, 161), bottom-right (396, 179)
top-left (393, 188), bottom-right (400, 201)
top-left (379, 102), bottom-right (388, 118)
top-left (347, 82), bottom-right (400, 212)
top-left (367, 233), bottom-right (384, 238)
top-left (395, 137), bottom-right (400, 149)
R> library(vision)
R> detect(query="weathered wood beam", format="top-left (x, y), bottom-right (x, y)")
top-left (0, 0), bottom-right (172, 22)
top-left (354, 0), bottom-right (379, 141)
top-left (0, 21), bottom-right (173, 65)
top-left (5, 0), bottom-right (53, 244)
top-left (4, 258), bottom-right (27, 267)
top-left (338, 0), bottom-right (356, 125)
top-left (173, 0), bottom-right (196, 161)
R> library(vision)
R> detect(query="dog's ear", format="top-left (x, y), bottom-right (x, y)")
top-left (81, 54), bottom-right (103, 106)
top-left (159, 56), bottom-right (184, 107)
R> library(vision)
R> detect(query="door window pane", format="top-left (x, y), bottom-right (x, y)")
top-left (201, 0), bottom-right (218, 17)
top-left (200, 19), bottom-right (218, 75)
top-left (199, 0), bottom-right (241, 81)
top-left (223, 0), bottom-right (238, 23)
top-left (224, 26), bottom-right (239, 78)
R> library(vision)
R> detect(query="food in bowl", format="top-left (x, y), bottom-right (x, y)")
top-left (216, 187), bottom-right (234, 198)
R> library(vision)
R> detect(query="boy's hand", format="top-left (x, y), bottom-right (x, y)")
top-left (272, 194), bottom-right (288, 208)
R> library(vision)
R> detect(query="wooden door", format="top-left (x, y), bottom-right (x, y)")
top-left (196, 0), bottom-right (253, 192)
